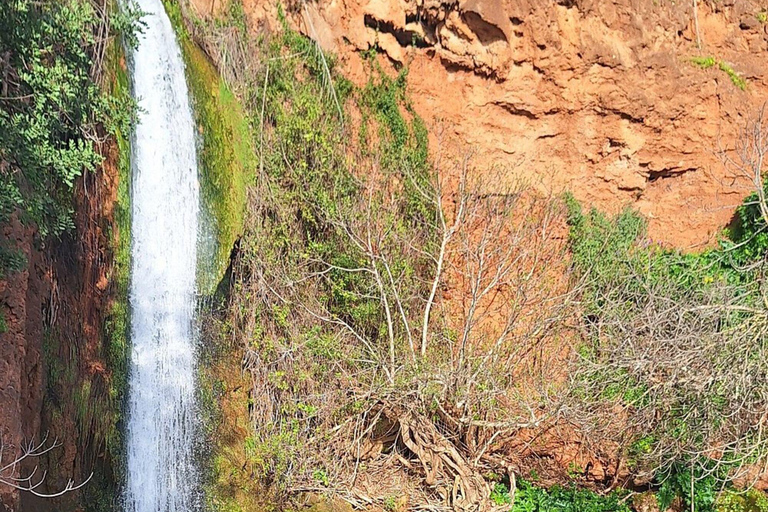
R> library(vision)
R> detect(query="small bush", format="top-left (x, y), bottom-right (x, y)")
top-left (688, 56), bottom-right (746, 90)
top-left (512, 479), bottom-right (631, 512)
top-left (566, 193), bottom-right (768, 491)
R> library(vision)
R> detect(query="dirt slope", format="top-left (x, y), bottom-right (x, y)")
top-left (192, 0), bottom-right (768, 248)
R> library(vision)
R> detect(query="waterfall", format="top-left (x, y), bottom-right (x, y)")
top-left (124, 0), bottom-right (201, 510)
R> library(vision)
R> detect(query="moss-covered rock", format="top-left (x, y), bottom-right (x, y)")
top-left (164, 0), bottom-right (254, 294)
top-left (105, 37), bottom-right (131, 463)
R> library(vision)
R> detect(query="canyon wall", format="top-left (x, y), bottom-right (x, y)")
top-left (0, 219), bottom-right (45, 511)
top-left (195, 0), bottom-right (768, 248)
top-left (0, 140), bottom-right (125, 512)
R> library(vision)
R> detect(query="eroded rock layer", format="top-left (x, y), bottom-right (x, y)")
top-left (192, 0), bottom-right (768, 247)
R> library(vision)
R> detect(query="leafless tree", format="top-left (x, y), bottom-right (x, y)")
top-left (1, 434), bottom-right (92, 499)
top-left (566, 263), bottom-right (768, 484)
top-left (232, 144), bottom-right (578, 509)
top-left (720, 104), bottom-right (768, 238)
top-left (565, 109), bottom-right (768, 488)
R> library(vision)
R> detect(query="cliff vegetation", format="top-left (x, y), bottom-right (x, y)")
top-left (174, 1), bottom-right (768, 511)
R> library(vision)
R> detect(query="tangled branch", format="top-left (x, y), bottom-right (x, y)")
top-left (0, 434), bottom-right (92, 498)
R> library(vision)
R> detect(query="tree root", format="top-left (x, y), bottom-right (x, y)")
top-left (388, 409), bottom-right (506, 512)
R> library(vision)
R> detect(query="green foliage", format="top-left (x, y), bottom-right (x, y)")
top-left (162, 0), bottom-right (255, 294)
top-left (224, 0), bottom-right (247, 34)
top-left (383, 495), bottom-right (397, 511)
top-left (249, 19), bottom-right (433, 342)
top-left (717, 489), bottom-right (768, 512)
top-left (721, 182), bottom-right (768, 264)
top-left (566, 194), bottom-right (701, 315)
top-left (688, 56), bottom-right (746, 90)
top-left (691, 56), bottom-right (717, 69)
top-left (491, 482), bottom-right (514, 506)
top-left (719, 61), bottom-right (747, 90)
top-left (312, 469), bottom-right (330, 487)
top-left (511, 479), bottom-right (631, 512)
top-left (565, 192), bottom-right (756, 308)
top-left (656, 463), bottom-right (725, 512)
top-left (0, 246), bottom-right (27, 279)
top-left (628, 435), bottom-right (655, 468)
top-left (0, 0), bottom-right (140, 269)
top-left (565, 192), bottom-right (645, 278)
top-left (244, 429), bottom-right (300, 490)
top-left (359, 63), bottom-right (433, 224)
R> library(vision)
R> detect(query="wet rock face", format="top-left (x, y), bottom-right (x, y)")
top-left (192, 0), bottom-right (768, 246)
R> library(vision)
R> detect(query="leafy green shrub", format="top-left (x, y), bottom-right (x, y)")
top-left (491, 482), bottom-right (513, 506)
top-left (721, 181), bottom-right (768, 265)
top-left (511, 479), bottom-right (631, 512)
top-left (656, 463), bottom-right (724, 512)
top-left (0, 0), bottom-right (139, 265)
top-left (488, 479), bottom-right (632, 512)
top-left (717, 489), bottom-right (768, 512)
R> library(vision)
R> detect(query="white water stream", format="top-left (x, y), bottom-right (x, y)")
top-left (124, 0), bottom-right (201, 510)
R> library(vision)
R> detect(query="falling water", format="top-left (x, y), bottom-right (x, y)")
top-left (124, 0), bottom-right (201, 510)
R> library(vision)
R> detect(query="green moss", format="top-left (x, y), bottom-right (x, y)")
top-left (197, 302), bottom-right (266, 512)
top-left (163, 0), bottom-right (255, 294)
top-left (105, 34), bottom-right (131, 444)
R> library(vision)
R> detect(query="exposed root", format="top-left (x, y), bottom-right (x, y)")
top-left (395, 409), bottom-right (493, 511)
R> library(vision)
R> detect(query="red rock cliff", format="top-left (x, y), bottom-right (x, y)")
top-left (194, 0), bottom-right (768, 248)
top-left (0, 141), bottom-right (122, 512)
